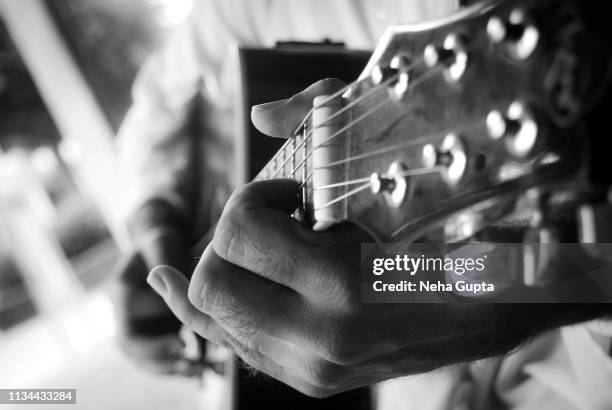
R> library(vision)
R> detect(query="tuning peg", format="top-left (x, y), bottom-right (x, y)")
top-left (486, 102), bottom-right (539, 158)
top-left (372, 54), bottom-right (413, 101)
top-left (371, 65), bottom-right (396, 86)
top-left (424, 33), bottom-right (468, 82)
top-left (370, 172), bottom-right (396, 194)
top-left (422, 133), bottom-right (467, 186)
top-left (487, 8), bottom-right (539, 59)
top-left (370, 162), bottom-right (408, 208)
top-left (422, 145), bottom-right (453, 168)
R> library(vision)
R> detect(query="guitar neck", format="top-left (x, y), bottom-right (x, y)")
top-left (254, 119), bottom-right (316, 221)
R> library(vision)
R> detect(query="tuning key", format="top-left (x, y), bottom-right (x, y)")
top-left (370, 173), bottom-right (396, 194)
top-left (486, 110), bottom-right (521, 140)
top-left (424, 33), bottom-right (468, 82)
top-left (370, 162), bottom-right (408, 208)
top-left (372, 54), bottom-right (414, 101)
top-left (422, 133), bottom-right (467, 186)
top-left (371, 65), bottom-right (396, 86)
top-left (487, 102), bottom-right (539, 158)
top-left (422, 145), bottom-right (453, 168)
top-left (487, 8), bottom-right (539, 59)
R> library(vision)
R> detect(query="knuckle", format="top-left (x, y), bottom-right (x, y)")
top-left (213, 183), bottom-right (259, 260)
top-left (226, 335), bottom-right (265, 367)
top-left (188, 262), bottom-right (224, 314)
top-left (320, 77), bottom-right (345, 91)
top-left (225, 183), bottom-right (255, 215)
top-left (310, 248), bottom-right (353, 305)
top-left (213, 206), bottom-right (245, 261)
top-left (318, 318), bottom-right (360, 365)
top-left (300, 384), bottom-right (336, 399)
top-left (216, 300), bottom-right (260, 341)
top-left (307, 361), bottom-right (343, 387)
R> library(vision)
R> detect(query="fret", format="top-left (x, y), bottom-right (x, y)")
top-left (280, 144), bottom-right (286, 178)
top-left (290, 137), bottom-right (296, 178)
top-left (266, 153), bottom-right (278, 179)
top-left (301, 124), bottom-right (308, 212)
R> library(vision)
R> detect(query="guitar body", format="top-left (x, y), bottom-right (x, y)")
top-left (232, 44), bottom-right (372, 410)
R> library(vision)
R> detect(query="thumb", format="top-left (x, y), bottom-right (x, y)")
top-left (251, 78), bottom-right (346, 138)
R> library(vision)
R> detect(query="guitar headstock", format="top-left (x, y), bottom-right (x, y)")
top-left (310, 0), bottom-right (605, 242)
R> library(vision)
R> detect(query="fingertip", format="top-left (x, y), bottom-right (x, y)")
top-left (241, 179), bottom-right (301, 214)
top-left (251, 78), bottom-right (346, 139)
top-left (147, 266), bottom-right (169, 297)
top-left (251, 99), bottom-right (287, 113)
top-left (251, 100), bottom-right (291, 138)
top-left (148, 265), bottom-right (188, 296)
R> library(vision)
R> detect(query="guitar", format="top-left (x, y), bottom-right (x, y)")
top-left (210, 0), bottom-right (612, 408)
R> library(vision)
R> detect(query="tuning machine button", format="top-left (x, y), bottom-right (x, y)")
top-left (371, 162), bottom-right (408, 208)
top-left (372, 54), bottom-right (413, 101)
top-left (370, 173), bottom-right (395, 194)
top-left (487, 8), bottom-right (539, 59)
top-left (424, 33), bottom-right (468, 82)
top-left (422, 133), bottom-right (467, 186)
top-left (487, 102), bottom-right (539, 158)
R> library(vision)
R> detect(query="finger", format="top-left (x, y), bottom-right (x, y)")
top-left (145, 267), bottom-right (343, 398)
top-left (213, 179), bottom-right (344, 298)
top-left (147, 265), bottom-right (227, 346)
top-left (190, 244), bottom-right (368, 377)
top-left (251, 78), bottom-right (346, 138)
top-left (189, 245), bottom-right (327, 356)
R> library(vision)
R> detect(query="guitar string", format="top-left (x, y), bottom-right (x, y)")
top-left (313, 120), bottom-right (486, 170)
top-left (313, 182), bottom-right (373, 211)
top-left (267, 38), bottom-right (481, 181)
top-left (301, 121), bottom-right (485, 194)
top-left (293, 26), bottom-right (471, 138)
top-left (287, 95), bottom-right (392, 181)
top-left (313, 58), bottom-right (425, 130)
top-left (315, 176), bottom-right (372, 190)
top-left (267, 74), bottom-right (378, 175)
top-left (267, 60), bottom-right (427, 179)
top-left (291, 74), bottom-right (374, 137)
top-left (267, 77), bottom-right (391, 179)
top-left (313, 166), bottom-right (442, 211)
top-left (313, 72), bottom-right (400, 128)
top-left (314, 166), bottom-right (443, 191)
top-left (261, 44), bottom-right (490, 211)
top-left (268, 75), bottom-right (396, 179)
top-left (313, 65), bottom-right (444, 149)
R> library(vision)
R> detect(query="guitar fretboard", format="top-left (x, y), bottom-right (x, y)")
top-left (254, 121), bottom-right (315, 217)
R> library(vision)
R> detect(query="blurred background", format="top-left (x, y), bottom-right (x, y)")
top-left (0, 0), bottom-right (218, 408)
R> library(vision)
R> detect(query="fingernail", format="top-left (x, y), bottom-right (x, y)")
top-left (147, 266), bottom-right (169, 297)
top-left (251, 99), bottom-right (287, 113)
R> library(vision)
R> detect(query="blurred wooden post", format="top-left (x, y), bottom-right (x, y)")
top-left (0, 0), bottom-right (129, 250)
top-left (0, 151), bottom-right (83, 313)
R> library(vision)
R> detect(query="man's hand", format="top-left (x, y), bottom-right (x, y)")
top-left (146, 79), bottom-right (607, 397)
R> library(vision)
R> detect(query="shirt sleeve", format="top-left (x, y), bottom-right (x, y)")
top-left (115, 0), bottom-right (248, 232)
